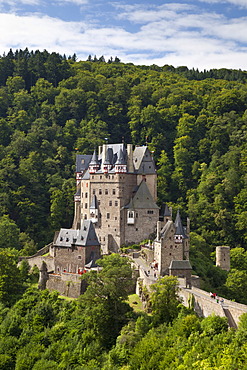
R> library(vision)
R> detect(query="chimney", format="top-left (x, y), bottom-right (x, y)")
top-left (101, 144), bottom-right (106, 171)
top-left (127, 144), bottom-right (134, 172)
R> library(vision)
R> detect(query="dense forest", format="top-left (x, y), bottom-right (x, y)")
top-left (0, 48), bottom-right (247, 368)
top-left (1, 254), bottom-right (247, 369)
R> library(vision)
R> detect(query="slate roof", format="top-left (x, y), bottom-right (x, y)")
top-left (169, 260), bottom-right (192, 270)
top-left (82, 168), bottom-right (90, 180)
top-left (133, 146), bottom-right (156, 174)
top-left (174, 209), bottom-right (187, 237)
top-left (160, 220), bottom-right (174, 238)
top-left (54, 220), bottom-right (100, 247)
top-left (115, 148), bottom-right (126, 165)
top-left (76, 155), bottom-right (92, 173)
top-left (90, 195), bottom-right (98, 209)
top-left (90, 150), bottom-right (99, 165)
top-left (125, 180), bottom-right (159, 209)
top-left (164, 204), bottom-right (171, 217)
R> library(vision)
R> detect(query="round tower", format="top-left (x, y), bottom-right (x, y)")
top-left (216, 246), bottom-right (230, 271)
top-left (38, 261), bottom-right (49, 290)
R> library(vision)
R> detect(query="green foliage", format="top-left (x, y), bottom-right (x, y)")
top-left (0, 249), bottom-right (24, 306)
top-left (150, 276), bottom-right (181, 326)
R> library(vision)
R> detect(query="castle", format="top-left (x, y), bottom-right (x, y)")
top-left (23, 142), bottom-right (192, 297)
top-left (72, 143), bottom-right (159, 254)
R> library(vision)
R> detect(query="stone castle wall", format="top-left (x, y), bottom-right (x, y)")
top-left (46, 272), bottom-right (87, 298)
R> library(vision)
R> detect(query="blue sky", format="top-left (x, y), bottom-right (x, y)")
top-left (0, 0), bottom-right (247, 70)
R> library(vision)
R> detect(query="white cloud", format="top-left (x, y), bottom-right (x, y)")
top-left (0, 0), bottom-right (40, 5)
top-left (199, 0), bottom-right (247, 8)
top-left (0, 2), bottom-right (246, 71)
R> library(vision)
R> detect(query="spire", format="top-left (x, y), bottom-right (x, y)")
top-left (90, 195), bottom-right (98, 223)
top-left (115, 148), bottom-right (127, 173)
top-left (89, 150), bottom-right (100, 173)
top-left (102, 148), bottom-right (113, 173)
top-left (174, 209), bottom-right (186, 237)
top-left (91, 150), bottom-right (99, 165)
top-left (164, 204), bottom-right (171, 217)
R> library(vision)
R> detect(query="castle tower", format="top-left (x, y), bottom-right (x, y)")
top-left (89, 150), bottom-right (100, 174)
top-left (38, 261), bottom-right (48, 290)
top-left (153, 208), bottom-right (190, 276)
top-left (74, 143), bottom-right (159, 254)
top-left (115, 148), bottom-right (127, 173)
top-left (216, 246), bottom-right (230, 271)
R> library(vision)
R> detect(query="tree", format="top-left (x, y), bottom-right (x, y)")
top-left (0, 249), bottom-right (24, 305)
top-left (79, 254), bottom-right (134, 348)
top-left (0, 215), bottom-right (20, 250)
top-left (150, 276), bottom-right (181, 326)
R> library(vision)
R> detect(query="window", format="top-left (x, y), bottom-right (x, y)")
top-left (78, 255), bottom-right (82, 259)
top-left (136, 213), bottom-right (138, 217)
top-left (115, 201), bottom-right (118, 206)
top-left (105, 189), bottom-right (108, 195)
top-left (93, 189), bottom-right (95, 195)
top-left (85, 203), bottom-right (88, 209)
top-left (107, 213), bottom-right (110, 219)
top-left (84, 214), bottom-right (87, 219)
top-left (147, 210), bottom-right (154, 214)
top-left (113, 189), bottom-right (116, 195)
top-left (99, 189), bottom-right (102, 195)
top-left (115, 216), bottom-right (117, 220)
top-left (109, 201), bottom-right (112, 206)
top-left (85, 192), bottom-right (88, 198)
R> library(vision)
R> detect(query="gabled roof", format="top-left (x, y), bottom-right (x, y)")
top-left (169, 260), bottom-right (192, 270)
top-left (125, 180), bottom-right (159, 209)
top-left (76, 155), bottom-right (92, 173)
top-left (160, 220), bottom-right (174, 238)
top-left (82, 168), bottom-right (90, 180)
top-left (133, 146), bottom-right (156, 174)
top-left (54, 220), bottom-right (100, 247)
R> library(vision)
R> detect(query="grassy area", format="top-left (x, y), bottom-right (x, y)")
top-left (127, 294), bottom-right (144, 312)
top-left (58, 295), bottom-right (75, 301)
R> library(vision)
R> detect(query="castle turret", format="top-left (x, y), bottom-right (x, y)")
top-left (163, 204), bottom-right (172, 223)
top-left (89, 150), bottom-right (100, 173)
top-left (38, 261), bottom-right (48, 290)
top-left (115, 148), bottom-right (127, 173)
top-left (103, 148), bottom-right (112, 173)
top-left (216, 246), bottom-right (230, 271)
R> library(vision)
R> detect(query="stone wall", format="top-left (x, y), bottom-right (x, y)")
top-left (179, 286), bottom-right (247, 327)
top-left (46, 272), bottom-right (87, 298)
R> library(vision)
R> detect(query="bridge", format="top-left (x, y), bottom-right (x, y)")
top-left (132, 255), bottom-right (247, 328)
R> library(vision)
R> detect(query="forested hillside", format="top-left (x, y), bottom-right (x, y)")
top-left (0, 49), bottom-right (246, 259)
top-left (1, 256), bottom-right (247, 369)
top-left (0, 49), bottom-right (247, 368)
